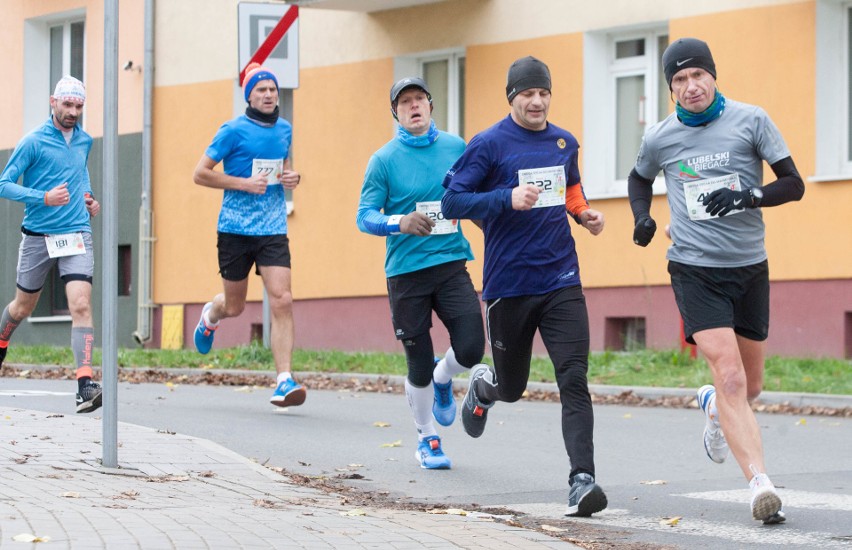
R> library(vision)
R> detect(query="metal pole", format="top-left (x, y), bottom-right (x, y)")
top-left (102, 0), bottom-right (119, 468)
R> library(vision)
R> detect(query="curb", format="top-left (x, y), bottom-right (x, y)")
top-left (7, 363), bottom-right (851, 410)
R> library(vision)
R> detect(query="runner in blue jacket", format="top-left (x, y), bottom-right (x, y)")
top-left (0, 76), bottom-right (103, 413)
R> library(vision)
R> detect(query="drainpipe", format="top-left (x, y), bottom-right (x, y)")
top-left (133, 0), bottom-right (155, 345)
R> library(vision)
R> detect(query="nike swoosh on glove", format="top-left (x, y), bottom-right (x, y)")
top-left (703, 188), bottom-right (750, 217)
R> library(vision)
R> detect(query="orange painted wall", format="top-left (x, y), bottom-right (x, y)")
top-left (151, 59), bottom-right (400, 303)
top-left (0, 0), bottom-right (143, 147)
top-left (671, 3), bottom-right (850, 281)
top-left (151, 0), bottom-right (847, 307)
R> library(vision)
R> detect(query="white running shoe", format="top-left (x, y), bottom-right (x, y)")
top-left (697, 385), bottom-right (729, 464)
top-left (749, 465), bottom-right (782, 521)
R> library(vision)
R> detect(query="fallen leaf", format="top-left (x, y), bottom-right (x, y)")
top-left (18, 370), bottom-right (31, 377)
top-left (340, 509), bottom-right (367, 516)
top-left (796, 418), bottom-right (806, 426)
top-left (660, 516), bottom-right (682, 526)
top-left (253, 499), bottom-right (282, 509)
top-left (62, 492), bottom-right (80, 498)
top-left (197, 471), bottom-right (215, 478)
top-left (372, 421), bottom-right (391, 428)
top-left (234, 386), bottom-right (254, 393)
top-left (541, 525), bottom-right (566, 533)
top-left (380, 440), bottom-right (402, 448)
top-left (623, 413), bottom-right (633, 419)
top-left (145, 475), bottom-right (189, 483)
top-left (347, 464), bottom-right (363, 469)
top-left (13, 534), bottom-right (51, 543)
top-left (640, 480), bottom-right (667, 485)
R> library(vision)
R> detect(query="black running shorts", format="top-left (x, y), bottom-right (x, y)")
top-left (668, 260), bottom-right (770, 344)
top-left (217, 232), bottom-right (291, 281)
top-left (386, 260), bottom-right (481, 341)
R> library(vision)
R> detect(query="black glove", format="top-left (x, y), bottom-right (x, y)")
top-left (633, 214), bottom-right (656, 247)
top-left (703, 188), bottom-right (750, 217)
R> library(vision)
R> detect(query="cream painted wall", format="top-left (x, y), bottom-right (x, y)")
top-left (296, 0), bottom-right (804, 68)
top-left (0, 0), bottom-right (144, 148)
top-left (153, 0), bottom-right (804, 84)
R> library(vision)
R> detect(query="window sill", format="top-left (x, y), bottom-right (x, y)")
top-left (27, 315), bottom-right (72, 324)
top-left (809, 174), bottom-right (852, 183)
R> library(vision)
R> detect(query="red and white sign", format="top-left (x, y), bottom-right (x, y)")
top-left (238, 2), bottom-right (300, 89)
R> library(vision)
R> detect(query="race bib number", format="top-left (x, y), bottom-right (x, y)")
top-left (416, 201), bottom-right (458, 235)
top-left (45, 232), bottom-right (85, 258)
top-left (683, 173), bottom-right (744, 221)
top-left (252, 158), bottom-right (284, 186)
top-left (518, 165), bottom-right (566, 208)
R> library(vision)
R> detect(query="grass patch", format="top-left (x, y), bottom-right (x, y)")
top-left (4, 344), bottom-right (850, 395)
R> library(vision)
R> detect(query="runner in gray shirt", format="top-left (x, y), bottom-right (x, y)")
top-left (628, 38), bottom-right (804, 524)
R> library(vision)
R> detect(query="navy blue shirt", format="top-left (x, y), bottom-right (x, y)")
top-left (442, 115), bottom-right (583, 300)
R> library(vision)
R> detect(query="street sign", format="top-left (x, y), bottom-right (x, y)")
top-left (238, 2), bottom-right (299, 89)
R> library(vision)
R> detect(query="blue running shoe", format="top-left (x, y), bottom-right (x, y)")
top-left (193, 302), bottom-right (217, 355)
top-left (270, 378), bottom-right (307, 407)
top-left (432, 379), bottom-right (456, 427)
top-left (415, 435), bottom-right (451, 469)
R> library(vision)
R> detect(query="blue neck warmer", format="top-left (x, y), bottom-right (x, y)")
top-left (397, 120), bottom-right (439, 147)
top-left (676, 90), bottom-right (726, 127)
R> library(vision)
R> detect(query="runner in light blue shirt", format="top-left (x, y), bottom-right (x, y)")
top-left (192, 63), bottom-right (306, 407)
top-left (0, 76), bottom-right (104, 414)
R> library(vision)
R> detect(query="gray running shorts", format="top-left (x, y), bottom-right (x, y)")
top-left (16, 232), bottom-right (95, 293)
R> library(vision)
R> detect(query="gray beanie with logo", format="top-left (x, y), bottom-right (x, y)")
top-left (662, 38), bottom-right (716, 89)
top-left (506, 56), bottom-right (551, 103)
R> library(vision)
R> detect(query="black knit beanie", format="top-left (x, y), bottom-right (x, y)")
top-left (662, 38), bottom-right (716, 89)
top-left (506, 56), bottom-right (551, 103)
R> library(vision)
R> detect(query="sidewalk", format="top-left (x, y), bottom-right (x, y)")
top-left (0, 407), bottom-right (578, 550)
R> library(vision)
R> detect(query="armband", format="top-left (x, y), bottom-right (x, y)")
top-left (387, 214), bottom-right (403, 235)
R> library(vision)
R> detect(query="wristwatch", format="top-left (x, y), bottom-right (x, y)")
top-left (748, 187), bottom-right (763, 208)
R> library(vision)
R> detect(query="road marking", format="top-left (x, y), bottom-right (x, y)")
top-left (0, 390), bottom-right (74, 397)
top-left (678, 489), bottom-right (852, 512)
top-left (501, 501), bottom-right (850, 548)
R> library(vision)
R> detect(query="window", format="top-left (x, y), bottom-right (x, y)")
top-left (50, 20), bottom-right (85, 92)
top-left (583, 28), bottom-right (668, 198)
top-left (30, 265), bottom-right (69, 318)
top-left (605, 317), bottom-right (646, 351)
top-left (395, 49), bottom-right (466, 138)
top-left (23, 9), bottom-right (86, 133)
top-left (814, 1), bottom-right (852, 180)
top-left (118, 244), bottom-right (132, 296)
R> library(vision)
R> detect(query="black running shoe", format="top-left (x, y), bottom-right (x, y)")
top-left (76, 380), bottom-right (103, 414)
top-left (565, 473), bottom-right (608, 517)
top-left (460, 364), bottom-right (493, 438)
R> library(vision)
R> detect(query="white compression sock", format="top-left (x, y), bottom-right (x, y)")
top-left (433, 347), bottom-right (467, 385)
top-left (405, 379), bottom-right (437, 439)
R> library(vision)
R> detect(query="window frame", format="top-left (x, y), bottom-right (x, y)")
top-left (583, 26), bottom-right (669, 199)
top-left (394, 48), bottom-right (466, 138)
top-left (814, 0), bottom-right (852, 181)
top-left (23, 9), bottom-right (86, 135)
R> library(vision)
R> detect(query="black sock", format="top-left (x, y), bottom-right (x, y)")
top-left (78, 376), bottom-right (92, 391)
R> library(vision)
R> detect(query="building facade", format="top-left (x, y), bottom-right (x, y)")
top-left (1, 0), bottom-right (850, 358)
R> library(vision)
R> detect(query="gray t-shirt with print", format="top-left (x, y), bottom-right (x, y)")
top-left (633, 99), bottom-right (790, 268)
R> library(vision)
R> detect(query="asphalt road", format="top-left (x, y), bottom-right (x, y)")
top-left (2, 378), bottom-right (850, 549)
